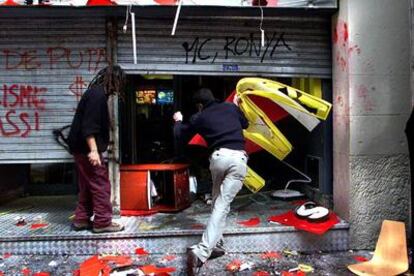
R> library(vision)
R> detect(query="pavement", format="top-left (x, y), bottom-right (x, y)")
top-left (0, 250), bottom-right (412, 275)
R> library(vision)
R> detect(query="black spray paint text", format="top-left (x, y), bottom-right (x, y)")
top-left (182, 32), bottom-right (292, 64)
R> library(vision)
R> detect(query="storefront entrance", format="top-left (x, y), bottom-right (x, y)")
top-left (119, 75), bottom-right (333, 201)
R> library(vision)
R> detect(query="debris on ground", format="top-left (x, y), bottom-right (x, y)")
top-left (237, 217), bottom-right (261, 227)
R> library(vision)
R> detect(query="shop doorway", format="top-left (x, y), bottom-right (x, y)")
top-left (119, 75), bottom-right (333, 197)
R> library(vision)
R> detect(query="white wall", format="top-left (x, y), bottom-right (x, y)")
top-left (333, 0), bottom-right (411, 249)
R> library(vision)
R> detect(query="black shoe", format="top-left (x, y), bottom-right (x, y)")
top-left (209, 247), bottom-right (226, 260)
top-left (187, 249), bottom-right (204, 276)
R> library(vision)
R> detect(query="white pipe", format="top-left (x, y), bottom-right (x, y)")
top-left (131, 11), bottom-right (137, 64)
top-left (171, 0), bottom-right (183, 36)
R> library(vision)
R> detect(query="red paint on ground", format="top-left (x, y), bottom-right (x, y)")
top-left (21, 268), bottom-right (32, 276)
top-left (226, 259), bottom-right (242, 272)
top-left (33, 272), bottom-right (51, 276)
top-left (135, 247), bottom-right (149, 256)
top-left (139, 264), bottom-right (176, 274)
top-left (30, 223), bottom-right (48, 230)
top-left (237, 217), bottom-right (261, 227)
top-left (260, 251), bottom-right (282, 260)
top-left (353, 255), bottom-right (368, 262)
top-left (254, 271), bottom-right (271, 276)
top-left (268, 211), bottom-right (339, 235)
top-left (191, 223), bottom-right (205, 229)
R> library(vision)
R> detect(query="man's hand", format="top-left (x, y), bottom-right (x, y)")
top-left (233, 94), bottom-right (241, 106)
top-left (173, 111), bottom-right (183, 122)
top-left (88, 150), bottom-right (101, 166)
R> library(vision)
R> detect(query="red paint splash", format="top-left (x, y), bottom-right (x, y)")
top-left (161, 254), bottom-right (177, 262)
top-left (139, 264), bottom-right (176, 274)
top-left (135, 247), bottom-right (149, 256)
top-left (237, 217), bottom-right (261, 227)
top-left (33, 272), bottom-right (51, 276)
top-left (154, 0), bottom-right (177, 4)
top-left (226, 260), bottom-right (242, 272)
top-left (353, 255), bottom-right (368, 262)
top-left (21, 268), bottom-right (32, 276)
top-left (254, 271), bottom-right (271, 276)
top-left (30, 223), bottom-right (48, 230)
top-left (333, 27), bottom-right (339, 44)
top-left (281, 271), bottom-right (306, 276)
top-left (260, 251), bottom-right (282, 260)
top-left (191, 223), bottom-right (205, 229)
top-left (343, 22), bottom-right (349, 42)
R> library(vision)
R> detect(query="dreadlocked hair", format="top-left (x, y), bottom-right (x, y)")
top-left (88, 65), bottom-right (126, 100)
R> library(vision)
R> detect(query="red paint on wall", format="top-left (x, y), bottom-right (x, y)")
top-left (0, 84), bottom-right (46, 138)
top-left (154, 0), bottom-right (177, 4)
top-left (3, 47), bottom-right (106, 73)
top-left (343, 22), bottom-right (349, 42)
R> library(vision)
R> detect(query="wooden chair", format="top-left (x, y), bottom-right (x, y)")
top-left (348, 220), bottom-right (409, 276)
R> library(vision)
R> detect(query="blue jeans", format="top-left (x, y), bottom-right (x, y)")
top-left (191, 148), bottom-right (248, 262)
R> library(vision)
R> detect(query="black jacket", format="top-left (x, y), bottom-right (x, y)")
top-left (67, 86), bottom-right (110, 154)
top-left (175, 101), bottom-right (248, 151)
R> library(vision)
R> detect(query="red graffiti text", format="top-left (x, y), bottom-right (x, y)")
top-left (0, 84), bottom-right (46, 138)
top-left (2, 47), bottom-right (107, 73)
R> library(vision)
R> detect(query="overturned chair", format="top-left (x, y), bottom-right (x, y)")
top-left (348, 220), bottom-right (409, 276)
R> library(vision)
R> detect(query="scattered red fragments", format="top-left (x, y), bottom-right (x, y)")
top-left (21, 267), bottom-right (32, 276)
top-left (139, 264), bottom-right (176, 275)
top-left (33, 272), bottom-right (51, 276)
top-left (268, 211), bottom-right (339, 235)
top-left (3, 253), bottom-right (12, 259)
top-left (135, 247), bottom-right (149, 256)
top-left (120, 210), bottom-right (157, 216)
top-left (30, 223), bottom-right (49, 230)
top-left (225, 259), bottom-right (242, 272)
top-left (237, 217), bottom-right (260, 227)
top-left (79, 255), bottom-right (133, 276)
top-left (353, 255), bottom-right (369, 262)
top-left (281, 271), bottom-right (306, 276)
top-left (0, 271), bottom-right (4, 276)
top-left (86, 0), bottom-right (115, 5)
top-left (260, 251), bottom-right (282, 260)
top-left (0, 0), bottom-right (19, 6)
top-left (161, 254), bottom-right (176, 262)
top-left (253, 271), bottom-right (270, 276)
top-left (100, 255), bottom-right (133, 267)
top-left (191, 223), bottom-right (205, 229)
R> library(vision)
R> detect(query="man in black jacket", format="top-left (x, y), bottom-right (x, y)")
top-left (173, 88), bottom-right (248, 275)
top-left (68, 65), bottom-right (125, 233)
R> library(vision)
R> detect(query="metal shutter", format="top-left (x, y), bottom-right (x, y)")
top-left (0, 17), bottom-right (107, 163)
top-left (118, 14), bottom-right (331, 78)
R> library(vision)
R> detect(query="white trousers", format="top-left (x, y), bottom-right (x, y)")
top-left (191, 148), bottom-right (248, 262)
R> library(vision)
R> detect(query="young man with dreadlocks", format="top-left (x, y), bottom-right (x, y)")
top-left (173, 88), bottom-right (249, 275)
top-left (67, 65), bottom-right (126, 233)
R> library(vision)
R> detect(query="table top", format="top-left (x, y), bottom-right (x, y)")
top-left (121, 164), bottom-right (189, 171)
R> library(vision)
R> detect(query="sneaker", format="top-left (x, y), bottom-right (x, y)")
top-left (187, 248), bottom-right (204, 276)
top-left (92, 222), bottom-right (124, 233)
top-left (209, 246), bottom-right (226, 260)
top-left (71, 222), bottom-right (92, 231)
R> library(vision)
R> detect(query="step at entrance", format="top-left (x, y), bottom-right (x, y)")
top-left (0, 195), bottom-right (349, 255)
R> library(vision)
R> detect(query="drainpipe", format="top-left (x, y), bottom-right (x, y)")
top-left (106, 17), bottom-right (121, 216)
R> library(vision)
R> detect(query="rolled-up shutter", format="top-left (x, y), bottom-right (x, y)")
top-left (0, 17), bottom-right (108, 163)
top-left (118, 14), bottom-right (331, 78)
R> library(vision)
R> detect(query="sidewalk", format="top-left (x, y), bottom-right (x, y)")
top-left (0, 250), bottom-right (391, 275)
